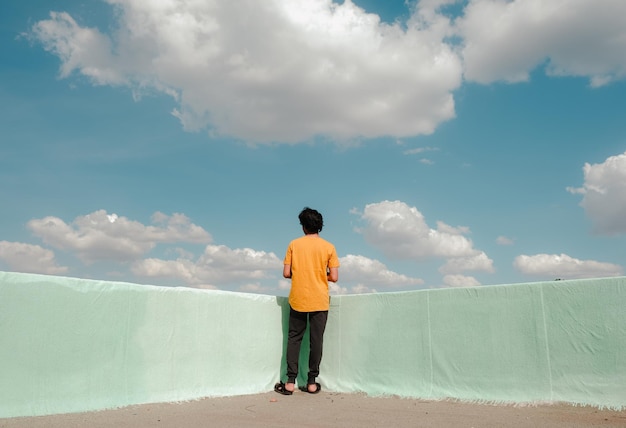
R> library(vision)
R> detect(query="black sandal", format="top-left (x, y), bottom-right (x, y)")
top-left (299, 382), bottom-right (321, 394)
top-left (274, 381), bottom-right (293, 395)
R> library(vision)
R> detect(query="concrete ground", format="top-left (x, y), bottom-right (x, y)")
top-left (2, 391), bottom-right (625, 428)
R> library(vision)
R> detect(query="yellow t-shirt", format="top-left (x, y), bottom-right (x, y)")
top-left (284, 235), bottom-right (340, 312)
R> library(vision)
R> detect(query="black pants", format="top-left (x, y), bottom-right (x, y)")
top-left (286, 308), bottom-right (328, 385)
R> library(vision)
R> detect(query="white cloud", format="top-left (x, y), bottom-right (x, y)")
top-left (353, 201), bottom-right (494, 286)
top-left (18, 208), bottom-right (425, 294)
top-left (194, 284), bottom-right (219, 290)
top-left (567, 151), bottom-right (626, 235)
top-left (439, 252), bottom-right (494, 274)
top-left (403, 146), bottom-right (439, 155)
top-left (457, 0), bottom-right (626, 86)
top-left (329, 282), bottom-right (375, 295)
top-left (351, 201), bottom-right (495, 285)
top-left (29, 12), bottom-right (126, 85)
top-left (131, 258), bottom-right (198, 284)
top-left (442, 274), bottom-right (481, 287)
top-left (0, 241), bottom-right (68, 275)
top-left (276, 254), bottom-right (412, 294)
top-left (27, 210), bottom-right (211, 263)
top-left (239, 283), bottom-right (273, 294)
top-left (496, 236), bottom-right (514, 245)
top-left (354, 200), bottom-right (487, 261)
top-left (30, 0), bottom-right (461, 144)
top-left (329, 282), bottom-right (350, 295)
top-left (131, 244), bottom-right (282, 288)
top-left (28, 0), bottom-right (626, 148)
top-left (514, 253), bottom-right (623, 280)
top-left (349, 283), bottom-right (378, 294)
top-left (339, 254), bottom-right (424, 289)
top-left (278, 279), bottom-right (292, 291)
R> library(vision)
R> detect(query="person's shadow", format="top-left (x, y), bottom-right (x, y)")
top-left (276, 296), bottom-right (310, 387)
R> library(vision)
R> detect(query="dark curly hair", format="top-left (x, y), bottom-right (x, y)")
top-left (299, 207), bottom-right (324, 234)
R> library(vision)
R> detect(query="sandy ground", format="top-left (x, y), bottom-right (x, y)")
top-left (1, 391), bottom-right (625, 428)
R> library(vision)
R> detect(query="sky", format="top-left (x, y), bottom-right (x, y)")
top-left (1, 0), bottom-right (626, 296)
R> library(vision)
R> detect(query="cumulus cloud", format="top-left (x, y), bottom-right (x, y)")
top-left (327, 281), bottom-right (376, 295)
top-left (131, 244), bottom-right (282, 290)
top-left (0, 241), bottom-right (69, 275)
top-left (442, 274), bottom-right (481, 287)
top-left (30, 0), bottom-right (461, 144)
top-left (27, 210), bottom-right (211, 263)
top-left (353, 201), bottom-right (493, 272)
top-left (338, 254), bottom-right (424, 293)
top-left (567, 151), bottom-right (626, 236)
top-left (457, 0), bottom-right (626, 86)
top-left (239, 283), bottom-right (273, 294)
top-left (329, 282), bottom-right (350, 295)
top-left (131, 250), bottom-right (419, 294)
top-left (514, 253), bottom-right (623, 280)
top-left (352, 201), bottom-right (494, 288)
top-left (28, 0), bottom-right (626, 147)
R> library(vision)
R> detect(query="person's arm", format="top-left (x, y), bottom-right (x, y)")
top-left (327, 267), bottom-right (338, 283)
top-left (283, 264), bottom-right (292, 279)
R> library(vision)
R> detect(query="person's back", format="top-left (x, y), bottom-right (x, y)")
top-left (275, 207), bottom-right (339, 396)
top-left (287, 234), bottom-right (337, 312)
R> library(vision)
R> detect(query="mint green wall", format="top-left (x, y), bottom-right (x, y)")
top-left (1, 272), bottom-right (624, 417)
top-left (322, 279), bottom-right (626, 409)
top-left (0, 272), bottom-right (284, 418)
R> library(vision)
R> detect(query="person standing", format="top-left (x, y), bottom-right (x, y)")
top-left (274, 207), bottom-right (339, 395)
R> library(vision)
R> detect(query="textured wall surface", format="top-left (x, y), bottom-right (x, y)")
top-left (1, 271), bottom-right (624, 417)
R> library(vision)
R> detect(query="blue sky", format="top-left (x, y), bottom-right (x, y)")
top-left (1, 0), bottom-right (626, 295)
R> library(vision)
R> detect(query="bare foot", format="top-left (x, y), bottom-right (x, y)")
top-left (285, 382), bottom-right (295, 393)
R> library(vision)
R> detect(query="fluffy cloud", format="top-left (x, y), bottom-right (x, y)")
top-left (514, 253), bottom-right (622, 279)
top-left (354, 201), bottom-right (493, 271)
top-left (239, 283), bottom-right (274, 294)
top-left (439, 252), bottom-right (495, 274)
top-left (0, 241), bottom-right (68, 275)
top-left (29, 0), bottom-right (626, 147)
top-left (30, 0), bottom-right (461, 144)
top-left (442, 274), bottom-right (481, 287)
top-left (131, 249), bottom-right (420, 294)
top-left (567, 151), bottom-right (626, 236)
top-left (327, 282), bottom-right (374, 295)
top-left (338, 254), bottom-right (424, 293)
top-left (27, 210), bottom-right (211, 263)
top-left (457, 0), bottom-right (626, 86)
top-left (131, 244), bottom-right (282, 289)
